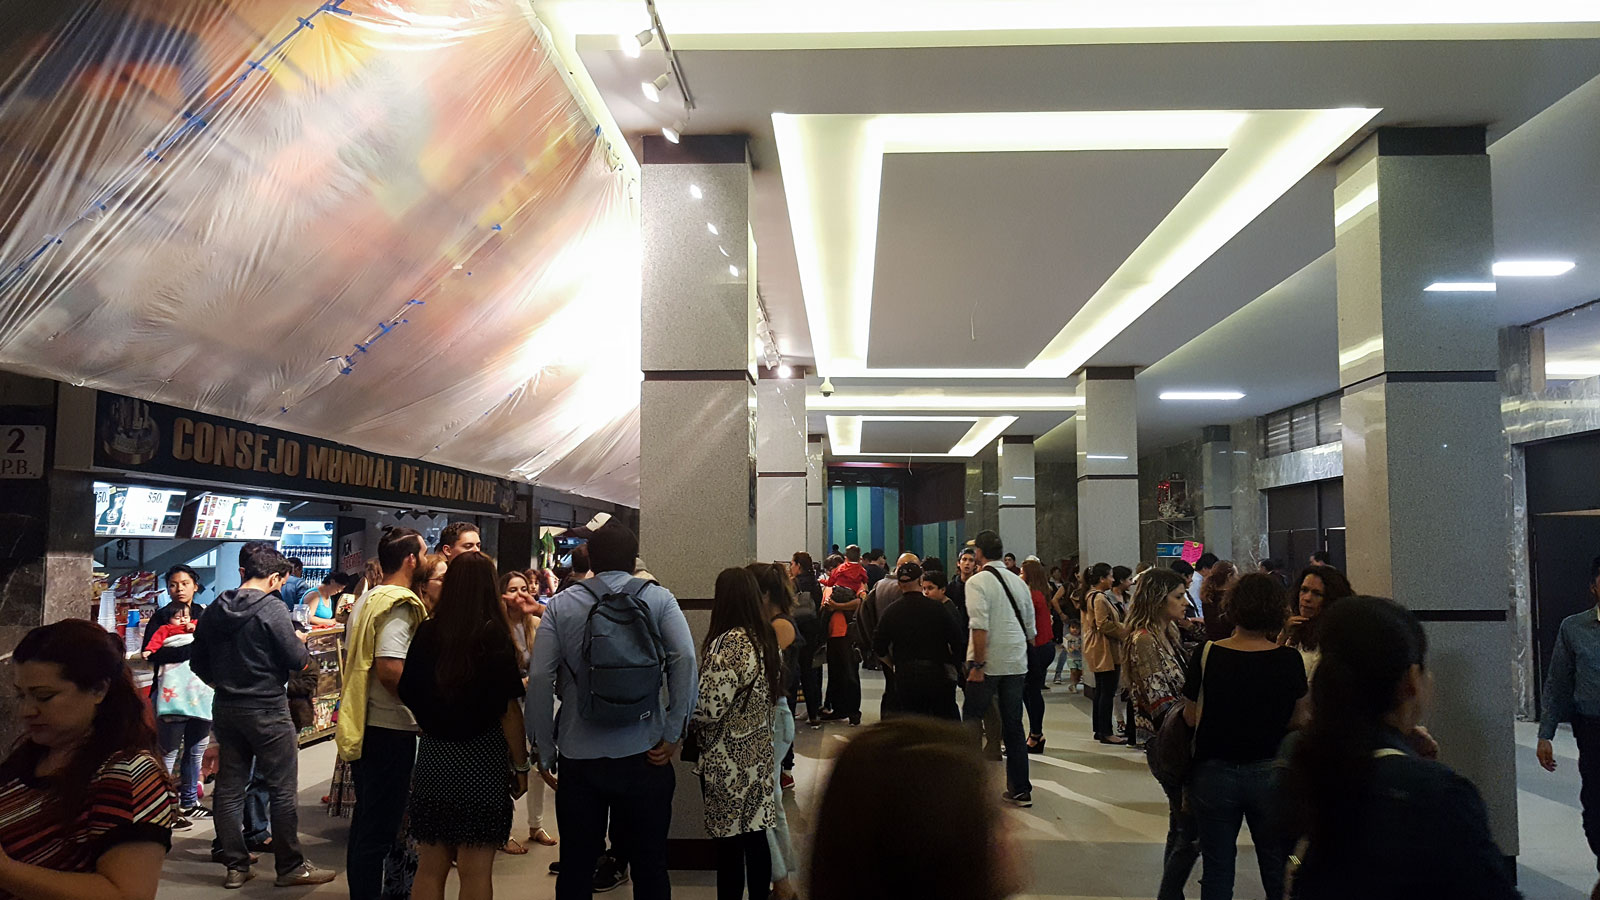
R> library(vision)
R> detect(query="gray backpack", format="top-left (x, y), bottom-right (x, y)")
top-left (573, 578), bottom-right (667, 724)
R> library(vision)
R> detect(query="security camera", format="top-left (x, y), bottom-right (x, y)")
top-left (819, 378), bottom-right (835, 397)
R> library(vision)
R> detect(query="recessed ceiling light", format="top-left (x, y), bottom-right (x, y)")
top-left (689, 184), bottom-right (703, 200)
top-left (1547, 361), bottom-right (1600, 378)
top-left (728, 264), bottom-right (739, 277)
top-left (808, 391), bottom-right (1082, 411)
top-left (1423, 282), bottom-right (1496, 292)
top-left (620, 28), bottom-right (654, 58)
top-left (706, 222), bottom-right (719, 236)
top-left (1493, 260), bottom-right (1575, 277)
top-left (1085, 454), bottom-right (1129, 460)
top-left (777, 364), bottom-right (794, 378)
top-left (641, 73), bottom-right (670, 103)
top-left (1160, 391), bottom-right (1245, 401)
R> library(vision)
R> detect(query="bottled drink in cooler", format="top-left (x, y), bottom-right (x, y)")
top-left (124, 609), bottom-right (141, 655)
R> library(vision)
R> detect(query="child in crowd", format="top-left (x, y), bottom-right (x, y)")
top-left (143, 604), bottom-right (196, 657)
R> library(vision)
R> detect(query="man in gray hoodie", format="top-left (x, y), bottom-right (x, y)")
top-left (192, 540), bottom-right (336, 889)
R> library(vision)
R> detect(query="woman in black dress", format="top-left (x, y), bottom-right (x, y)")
top-left (398, 553), bottom-right (529, 900)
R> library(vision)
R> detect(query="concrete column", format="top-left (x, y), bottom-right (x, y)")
top-left (997, 436), bottom-right (1036, 558)
top-left (1334, 126), bottom-right (1516, 854)
top-left (964, 440), bottom-right (999, 538)
top-left (1198, 425), bottom-right (1234, 560)
top-left (756, 379), bottom-right (807, 561)
top-left (807, 436), bottom-right (826, 559)
top-left (638, 135), bottom-right (756, 860)
top-left (1076, 368), bottom-right (1140, 566)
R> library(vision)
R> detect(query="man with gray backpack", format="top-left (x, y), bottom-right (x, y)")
top-left (527, 517), bottom-right (698, 900)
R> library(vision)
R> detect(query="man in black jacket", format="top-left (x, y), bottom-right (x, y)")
top-left (193, 541), bottom-right (336, 890)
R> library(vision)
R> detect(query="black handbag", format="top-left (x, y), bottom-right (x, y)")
top-left (1147, 641), bottom-right (1212, 789)
top-left (682, 634), bottom-right (760, 765)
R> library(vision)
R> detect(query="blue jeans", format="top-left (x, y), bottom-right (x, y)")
top-left (157, 715), bottom-right (210, 806)
top-left (962, 672), bottom-right (1029, 795)
top-left (766, 700), bottom-right (798, 881)
top-left (1189, 758), bottom-right (1285, 900)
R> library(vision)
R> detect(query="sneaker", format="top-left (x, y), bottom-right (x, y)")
top-left (172, 816), bottom-right (193, 831)
top-left (223, 868), bottom-right (255, 890)
top-left (1002, 790), bottom-right (1032, 808)
top-left (780, 771), bottom-right (795, 791)
top-left (548, 861), bottom-right (560, 876)
top-left (593, 857), bottom-right (629, 893)
top-left (181, 804), bottom-right (214, 820)
top-left (274, 863), bottom-right (337, 887)
top-left (848, 713), bottom-right (862, 727)
top-left (1041, 684), bottom-right (1052, 691)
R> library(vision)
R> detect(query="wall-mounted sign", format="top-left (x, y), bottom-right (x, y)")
top-left (0, 425), bottom-right (45, 479)
top-left (93, 393), bottom-right (519, 516)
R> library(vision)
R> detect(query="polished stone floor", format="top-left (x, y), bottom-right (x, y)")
top-left (157, 671), bottom-right (1594, 899)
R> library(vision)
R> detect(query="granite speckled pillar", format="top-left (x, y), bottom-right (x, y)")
top-left (756, 379), bottom-right (807, 561)
top-left (997, 436), bottom-right (1036, 558)
top-left (638, 135), bottom-right (757, 863)
top-left (807, 436), bottom-right (826, 559)
top-left (1334, 126), bottom-right (1516, 855)
top-left (1076, 368), bottom-right (1140, 566)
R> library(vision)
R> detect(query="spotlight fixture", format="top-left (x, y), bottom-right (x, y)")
top-left (642, 73), bottom-right (670, 103)
top-left (662, 122), bottom-right (682, 143)
top-left (778, 364), bottom-right (794, 378)
top-left (620, 28), bottom-right (654, 58)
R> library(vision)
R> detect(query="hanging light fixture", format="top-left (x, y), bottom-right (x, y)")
top-left (620, 28), bottom-right (655, 58)
top-left (642, 73), bottom-right (671, 103)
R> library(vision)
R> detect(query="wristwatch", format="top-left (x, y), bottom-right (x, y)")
top-left (969, 661), bottom-right (986, 670)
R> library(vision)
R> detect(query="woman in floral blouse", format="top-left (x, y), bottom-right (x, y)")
top-left (692, 568), bottom-right (782, 899)
top-left (1124, 568), bottom-right (1200, 900)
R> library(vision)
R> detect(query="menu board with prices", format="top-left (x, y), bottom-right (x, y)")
top-left (189, 494), bottom-right (285, 541)
top-left (94, 483), bottom-right (186, 537)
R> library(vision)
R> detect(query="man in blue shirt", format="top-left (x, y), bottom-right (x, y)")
top-left (528, 518), bottom-right (697, 900)
top-left (1538, 554), bottom-right (1600, 893)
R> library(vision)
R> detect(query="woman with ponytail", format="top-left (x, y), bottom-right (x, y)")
top-left (1284, 597), bottom-right (1516, 899)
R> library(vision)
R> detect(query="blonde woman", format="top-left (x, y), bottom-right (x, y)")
top-left (499, 570), bottom-right (555, 852)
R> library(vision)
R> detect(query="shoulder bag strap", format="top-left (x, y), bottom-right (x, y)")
top-left (984, 567), bottom-right (1032, 637)
top-left (1190, 641), bottom-right (1214, 752)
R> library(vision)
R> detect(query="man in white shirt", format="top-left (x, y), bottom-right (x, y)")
top-left (1189, 552), bottom-right (1218, 619)
top-left (961, 529), bottom-right (1037, 807)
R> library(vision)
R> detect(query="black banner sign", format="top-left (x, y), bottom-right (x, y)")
top-left (93, 393), bottom-right (519, 516)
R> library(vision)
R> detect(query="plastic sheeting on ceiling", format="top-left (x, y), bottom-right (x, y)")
top-left (0, 0), bottom-right (643, 506)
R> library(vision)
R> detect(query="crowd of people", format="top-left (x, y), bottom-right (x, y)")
top-left (2, 516), bottom-right (1576, 900)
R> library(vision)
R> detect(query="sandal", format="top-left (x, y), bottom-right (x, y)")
top-left (499, 838), bottom-right (528, 856)
top-left (530, 828), bottom-right (558, 846)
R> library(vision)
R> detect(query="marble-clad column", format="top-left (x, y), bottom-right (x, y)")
top-left (1076, 368), bottom-right (1140, 566)
top-left (756, 379), bottom-right (807, 561)
top-left (638, 134), bottom-right (756, 861)
top-left (639, 134), bottom-right (757, 598)
top-left (997, 436), bottom-right (1036, 558)
top-left (807, 436), bottom-right (826, 558)
top-left (1334, 126), bottom-right (1516, 854)
top-left (1198, 425), bottom-right (1234, 559)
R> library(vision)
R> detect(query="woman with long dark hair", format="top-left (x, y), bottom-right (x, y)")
top-left (1020, 559), bottom-right (1056, 753)
top-left (1280, 566), bottom-right (1354, 677)
top-left (788, 552), bottom-right (826, 727)
top-left (692, 567), bottom-right (781, 900)
top-left (1284, 597), bottom-right (1516, 899)
top-left (1123, 568), bottom-right (1201, 900)
top-left (0, 620), bottom-right (176, 900)
top-left (807, 718), bottom-right (1025, 900)
top-left (1182, 574), bottom-right (1306, 900)
top-left (398, 553), bottom-right (529, 900)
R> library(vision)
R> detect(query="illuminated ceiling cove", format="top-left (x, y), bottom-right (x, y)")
top-left (774, 108), bottom-right (1378, 379)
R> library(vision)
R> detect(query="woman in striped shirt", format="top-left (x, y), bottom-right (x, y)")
top-left (0, 619), bottom-right (176, 900)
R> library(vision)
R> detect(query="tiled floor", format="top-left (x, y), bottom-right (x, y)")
top-left (158, 673), bottom-right (1594, 899)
